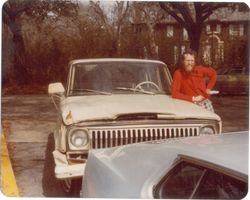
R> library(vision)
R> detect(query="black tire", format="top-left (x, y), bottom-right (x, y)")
top-left (42, 133), bottom-right (82, 197)
top-left (42, 133), bottom-right (65, 197)
top-left (61, 178), bottom-right (82, 197)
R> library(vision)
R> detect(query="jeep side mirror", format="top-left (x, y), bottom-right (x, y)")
top-left (48, 82), bottom-right (65, 110)
top-left (48, 82), bottom-right (65, 95)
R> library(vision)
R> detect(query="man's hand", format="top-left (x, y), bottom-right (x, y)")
top-left (206, 89), bottom-right (211, 95)
top-left (192, 95), bottom-right (205, 102)
top-left (206, 89), bottom-right (219, 95)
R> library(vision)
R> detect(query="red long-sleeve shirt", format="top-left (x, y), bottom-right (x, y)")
top-left (172, 65), bottom-right (217, 102)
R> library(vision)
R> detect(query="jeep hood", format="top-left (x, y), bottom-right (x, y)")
top-left (61, 95), bottom-right (220, 125)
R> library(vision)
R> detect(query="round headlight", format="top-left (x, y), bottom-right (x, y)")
top-left (70, 129), bottom-right (89, 148)
top-left (200, 126), bottom-right (215, 135)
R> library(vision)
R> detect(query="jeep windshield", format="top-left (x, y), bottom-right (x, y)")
top-left (68, 61), bottom-right (172, 96)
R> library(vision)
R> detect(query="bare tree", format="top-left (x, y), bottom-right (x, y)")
top-left (2, 0), bottom-right (78, 84)
top-left (22, 13), bottom-right (82, 84)
top-left (159, 2), bottom-right (231, 53)
top-left (89, 0), bottom-right (129, 56)
top-left (132, 2), bottom-right (165, 59)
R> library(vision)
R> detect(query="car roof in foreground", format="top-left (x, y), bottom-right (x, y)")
top-left (90, 131), bottom-right (248, 176)
top-left (148, 131), bottom-right (249, 175)
top-left (85, 132), bottom-right (248, 198)
top-left (69, 58), bottom-right (166, 65)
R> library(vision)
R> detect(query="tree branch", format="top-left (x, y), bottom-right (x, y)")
top-left (200, 3), bottom-right (230, 21)
top-left (170, 3), bottom-right (195, 24)
top-left (89, 0), bottom-right (113, 36)
top-left (159, 2), bottom-right (185, 26)
top-left (117, 1), bottom-right (129, 27)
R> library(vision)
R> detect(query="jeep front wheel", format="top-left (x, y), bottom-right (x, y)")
top-left (61, 178), bottom-right (82, 197)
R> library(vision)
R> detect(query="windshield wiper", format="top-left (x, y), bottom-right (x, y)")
top-left (115, 87), bottom-right (155, 95)
top-left (70, 89), bottom-right (112, 95)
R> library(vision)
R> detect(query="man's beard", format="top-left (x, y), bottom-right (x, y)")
top-left (184, 65), bottom-right (194, 73)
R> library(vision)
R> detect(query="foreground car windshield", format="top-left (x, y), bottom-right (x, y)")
top-left (68, 61), bottom-right (171, 96)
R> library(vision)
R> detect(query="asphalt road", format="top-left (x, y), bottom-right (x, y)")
top-left (1, 95), bottom-right (249, 197)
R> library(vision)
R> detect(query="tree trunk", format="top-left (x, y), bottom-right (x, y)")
top-left (9, 19), bottom-right (29, 85)
top-left (147, 23), bottom-right (158, 59)
top-left (187, 24), bottom-right (202, 53)
top-left (116, 27), bottom-right (122, 57)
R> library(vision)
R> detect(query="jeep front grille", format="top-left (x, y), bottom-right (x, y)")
top-left (90, 126), bottom-right (200, 149)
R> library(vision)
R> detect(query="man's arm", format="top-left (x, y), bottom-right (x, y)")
top-left (203, 66), bottom-right (217, 91)
top-left (172, 70), bottom-right (193, 102)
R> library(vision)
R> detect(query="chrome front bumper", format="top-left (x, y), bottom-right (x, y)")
top-left (53, 150), bottom-right (86, 179)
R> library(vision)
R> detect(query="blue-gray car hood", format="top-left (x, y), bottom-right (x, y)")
top-left (82, 132), bottom-right (248, 198)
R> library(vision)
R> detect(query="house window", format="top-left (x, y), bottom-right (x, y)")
top-left (239, 24), bottom-right (244, 36)
top-left (181, 46), bottom-right (186, 54)
top-left (183, 28), bottom-right (188, 40)
top-left (166, 25), bottom-right (174, 37)
top-left (203, 45), bottom-right (212, 66)
top-left (216, 24), bottom-right (221, 33)
top-left (206, 25), bottom-right (211, 33)
top-left (174, 46), bottom-right (178, 64)
top-left (134, 25), bottom-right (142, 33)
top-left (229, 24), bottom-right (244, 37)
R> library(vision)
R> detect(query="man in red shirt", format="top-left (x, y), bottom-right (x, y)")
top-left (172, 49), bottom-right (217, 112)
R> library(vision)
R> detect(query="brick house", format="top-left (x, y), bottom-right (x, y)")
top-left (133, 5), bottom-right (249, 72)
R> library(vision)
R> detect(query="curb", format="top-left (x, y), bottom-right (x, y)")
top-left (1, 132), bottom-right (20, 197)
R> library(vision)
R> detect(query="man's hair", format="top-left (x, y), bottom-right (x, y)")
top-left (178, 49), bottom-right (197, 68)
top-left (180, 49), bottom-right (197, 61)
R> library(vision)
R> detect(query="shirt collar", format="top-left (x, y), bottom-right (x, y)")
top-left (181, 66), bottom-right (197, 75)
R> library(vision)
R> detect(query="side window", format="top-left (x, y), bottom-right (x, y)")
top-left (154, 161), bottom-right (247, 199)
top-left (217, 68), bottom-right (228, 75)
top-left (244, 68), bottom-right (249, 74)
top-left (193, 169), bottom-right (247, 199)
top-left (155, 161), bottom-right (204, 199)
top-left (227, 68), bottom-right (243, 75)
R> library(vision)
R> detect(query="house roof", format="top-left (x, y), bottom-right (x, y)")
top-left (132, 6), bottom-right (250, 25)
top-left (207, 7), bottom-right (250, 22)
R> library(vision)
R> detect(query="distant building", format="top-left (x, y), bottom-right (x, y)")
top-left (133, 4), bottom-right (249, 71)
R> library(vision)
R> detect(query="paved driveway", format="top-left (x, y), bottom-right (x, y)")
top-left (211, 95), bottom-right (249, 132)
